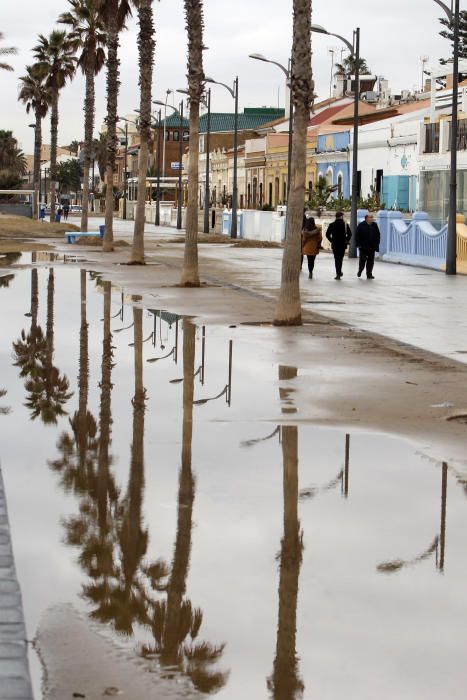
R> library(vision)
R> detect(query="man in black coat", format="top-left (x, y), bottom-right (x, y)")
top-left (326, 211), bottom-right (352, 280)
top-left (356, 213), bottom-right (381, 279)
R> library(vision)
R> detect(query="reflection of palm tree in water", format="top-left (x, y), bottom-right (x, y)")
top-left (50, 270), bottom-right (98, 494)
top-left (51, 280), bottom-right (119, 624)
top-left (268, 366), bottom-right (304, 699)
top-left (15, 268), bottom-right (72, 424)
top-left (109, 305), bottom-right (152, 634)
top-left (144, 320), bottom-right (228, 694)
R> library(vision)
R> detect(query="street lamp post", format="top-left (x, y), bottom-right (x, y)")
top-left (28, 123), bottom-right (38, 218)
top-left (153, 99), bottom-right (182, 228)
top-left (116, 121), bottom-right (129, 220)
top-left (178, 87), bottom-right (212, 233)
top-left (155, 109), bottom-right (162, 226)
top-left (249, 54), bottom-right (293, 205)
top-left (206, 76), bottom-right (239, 238)
top-left (177, 100), bottom-right (184, 230)
top-left (203, 88), bottom-right (212, 233)
top-left (434, 0), bottom-right (460, 275)
top-left (312, 24), bottom-right (360, 257)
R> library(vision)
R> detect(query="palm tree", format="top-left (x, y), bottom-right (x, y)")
top-left (0, 130), bottom-right (28, 189)
top-left (0, 33), bottom-right (17, 71)
top-left (33, 31), bottom-right (76, 222)
top-left (59, 0), bottom-right (107, 233)
top-left (180, 0), bottom-right (205, 287)
top-left (18, 65), bottom-right (51, 218)
top-left (129, 0), bottom-right (156, 264)
top-left (274, 0), bottom-right (313, 326)
top-left (335, 54), bottom-right (370, 77)
top-left (93, 132), bottom-right (107, 182)
top-left (100, 0), bottom-right (132, 252)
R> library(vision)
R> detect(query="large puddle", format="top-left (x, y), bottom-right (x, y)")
top-left (1, 257), bottom-right (467, 698)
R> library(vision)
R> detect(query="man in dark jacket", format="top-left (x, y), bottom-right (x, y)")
top-left (356, 213), bottom-right (381, 279)
top-left (326, 211), bottom-right (352, 280)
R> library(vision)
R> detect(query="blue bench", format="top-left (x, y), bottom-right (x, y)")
top-left (65, 230), bottom-right (104, 244)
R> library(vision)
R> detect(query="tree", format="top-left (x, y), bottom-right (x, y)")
top-left (0, 130), bottom-right (27, 190)
top-left (57, 158), bottom-right (83, 194)
top-left (440, 11), bottom-right (467, 64)
top-left (59, 1), bottom-right (107, 233)
top-left (180, 0), bottom-right (205, 287)
top-left (335, 54), bottom-right (371, 77)
top-left (33, 31), bottom-right (76, 222)
top-left (129, 0), bottom-right (156, 264)
top-left (18, 66), bottom-right (51, 217)
top-left (0, 33), bottom-right (17, 71)
top-left (93, 132), bottom-right (107, 182)
top-left (274, 0), bottom-right (313, 326)
top-left (66, 139), bottom-right (81, 154)
top-left (100, 0), bottom-right (132, 252)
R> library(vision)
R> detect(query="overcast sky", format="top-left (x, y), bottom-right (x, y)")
top-left (1, 0), bottom-right (450, 156)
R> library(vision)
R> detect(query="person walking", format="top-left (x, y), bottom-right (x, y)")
top-left (301, 211), bottom-right (322, 279)
top-left (63, 204), bottom-right (70, 221)
top-left (326, 211), bottom-right (352, 280)
top-left (356, 212), bottom-right (381, 279)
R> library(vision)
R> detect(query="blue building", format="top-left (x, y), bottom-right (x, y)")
top-left (315, 130), bottom-right (351, 199)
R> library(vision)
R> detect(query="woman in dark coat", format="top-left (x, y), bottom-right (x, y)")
top-left (301, 212), bottom-right (323, 279)
top-left (325, 211), bottom-right (352, 280)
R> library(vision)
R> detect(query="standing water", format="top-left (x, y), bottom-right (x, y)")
top-left (1, 257), bottom-right (467, 699)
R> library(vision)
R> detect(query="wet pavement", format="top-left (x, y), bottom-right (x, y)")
top-left (2, 257), bottom-right (467, 698)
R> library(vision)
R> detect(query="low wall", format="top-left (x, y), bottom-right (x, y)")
top-left (0, 203), bottom-right (32, 218)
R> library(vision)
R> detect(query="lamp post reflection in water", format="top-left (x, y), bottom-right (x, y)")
top-left (377, 461), bottom-right (449, 575)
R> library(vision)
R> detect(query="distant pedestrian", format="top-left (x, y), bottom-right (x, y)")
top-left (63, 204), bottom-right (70, 221)
top-left (56, 206), bottom-right (63, 223)
top-left (301, 211), bottom-right (322, 279)
top-left (39, 206), bottom-right (46, 222)
top-left (326, 211), bottom-right (352, 280)
top-left (356, 213), bottom-right (381, 279)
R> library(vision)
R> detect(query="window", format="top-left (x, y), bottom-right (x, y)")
top-left (337, 173), bottom-right (343, 197)
top-left (424, 123), bottom-right (440, 154)
top-left (253, 177), bottom-right (258, 207)
top-left (259, 182), bottom-right (263, 207)
top-left (165, 131), bottom-right (171, 141)
top-left (173, 130), bottom-right (180, 142)
top-left (247, 183), bottom-right (251, 208)
top-left (269, 182), bottom-right (273, 206)
top-left (183, 131), bottom-right (189, 141)
top-left (308, 179), bottom-right (313, 194)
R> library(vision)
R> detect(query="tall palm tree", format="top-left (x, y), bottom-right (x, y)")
top-left (274, 0), bottom-right (313, 326)
top-left (129, 0), bottom-right (156, 264)
top-left (33, 31), bottom-right (76, 222)
top-left (100, 0), bottom-right (132, 252)
top-left (0, 33), bottom-right (17, 71)
top-left (59, 0), bottom-right (107, 233)
top-left (18, 65), bottom-right (51, 218)
top-left (180, 0), bottom-right (204, 287)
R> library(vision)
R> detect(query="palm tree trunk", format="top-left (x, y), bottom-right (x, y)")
top-left (77, 269), bottom-right (89, 465)
top-left (81, 56), bottom-right (96, 233)
top-left (274, 0), bottom-right (313, 326)
top-left (162, 320), bottom-right (196, 664)
top-left (181, 98), bottom-right (200, 286)
top-left (33, 111), bottom-right (42, 219)
top-left (103, 5), bottom-right (119, 252)
top-left (31, 267), bottom-right (39, 333)
top-left (130, 0), bottom-right (155, 265)
top-left (181, 0), bottom-right (204, 287)
top-left (49, 90), bottom-right (59, 223)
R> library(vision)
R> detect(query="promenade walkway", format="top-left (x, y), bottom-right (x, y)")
top-left (0, 469), bottom-right (33, 699)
